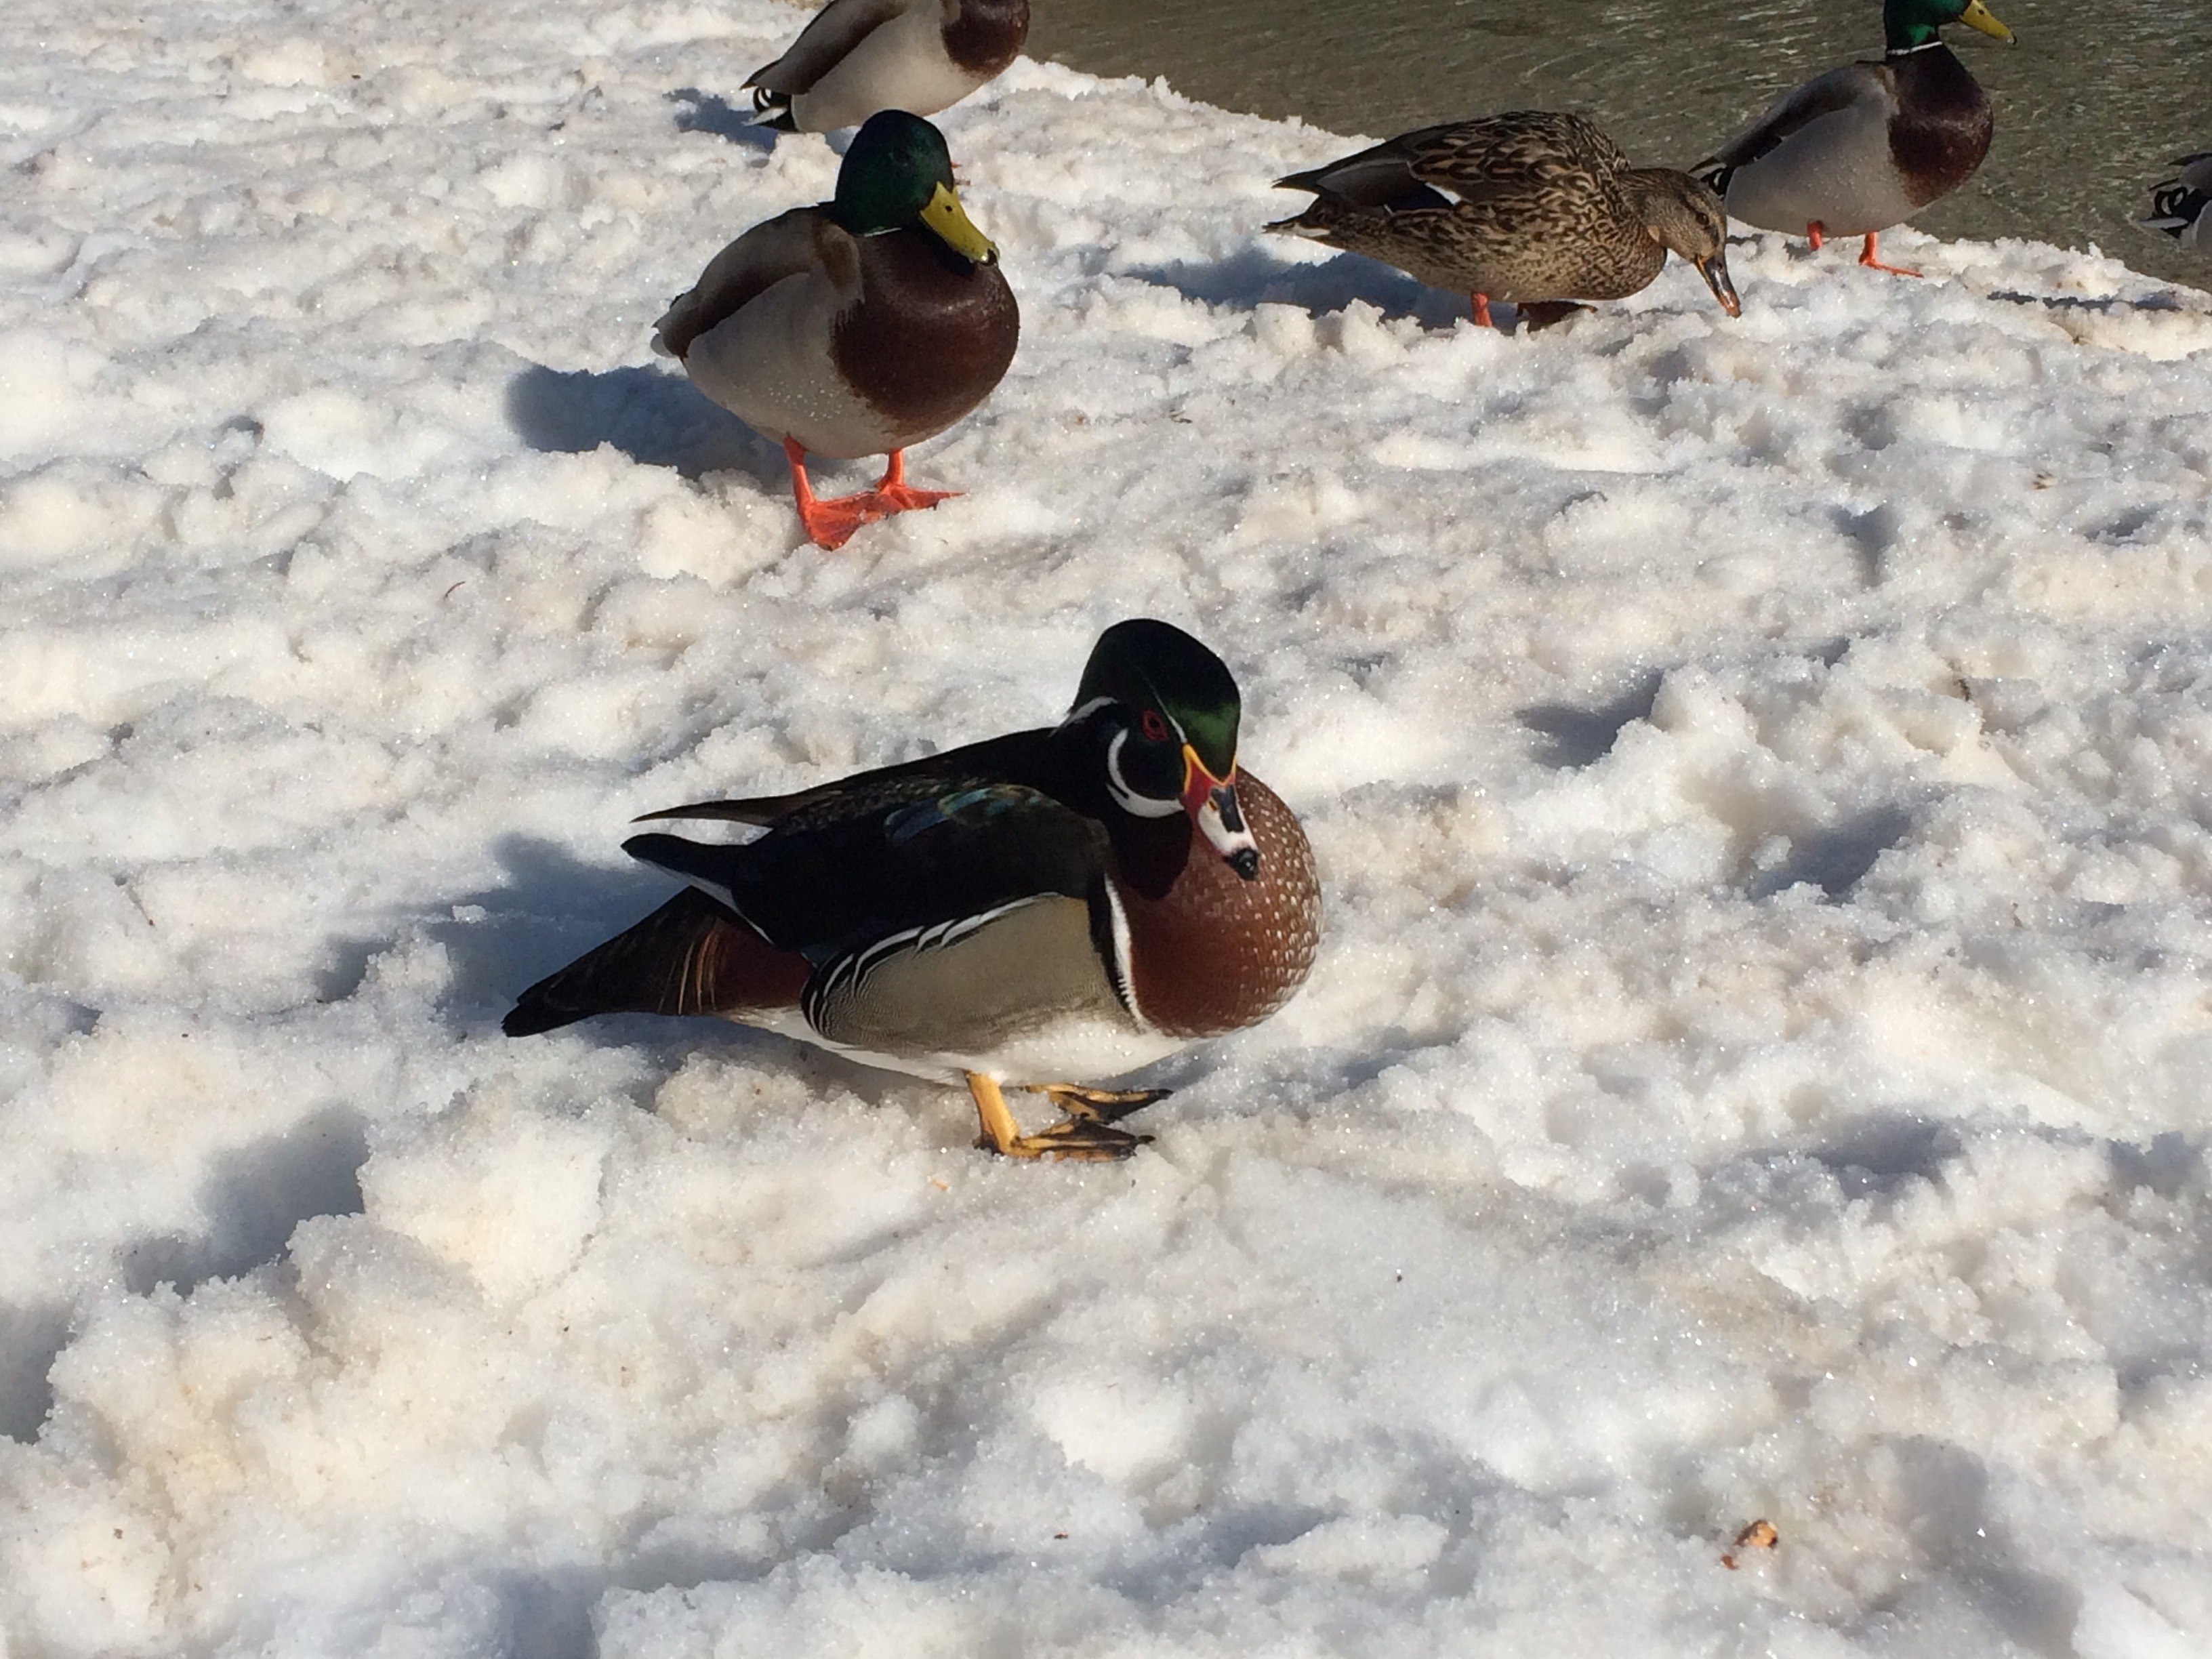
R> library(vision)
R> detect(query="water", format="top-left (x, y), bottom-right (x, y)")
top-left (1029, 0), bottom-right (2211, 287)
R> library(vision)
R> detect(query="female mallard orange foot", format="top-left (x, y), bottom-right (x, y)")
top-left (1469, 293), bottom-right (1496, 328)
top-left (965, 1073), bottom-right (1166, 1162)
top-left (784, 440), bottom-right (959, 551)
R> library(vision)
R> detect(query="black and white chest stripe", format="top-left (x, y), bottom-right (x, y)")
top-left (800, 896), bottom-right (1039, 1030)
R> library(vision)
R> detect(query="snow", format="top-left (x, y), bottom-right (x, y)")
top-left (5, 0), bottom-right (2212, 1654)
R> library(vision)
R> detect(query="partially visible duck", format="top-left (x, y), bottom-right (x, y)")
top-left (503, 619), bottom-right (1323, 1162)
top-left (745, 0), bottom-right (1029, 134)
top-left (1697, 0), bottom-right (2014, 277)
top-left (654, 109), bottom-right (1018, 550)
top-left (1269, 111), bottom-right (1739, 330)
top-left (2142, 152), bottom-right (2212, 251)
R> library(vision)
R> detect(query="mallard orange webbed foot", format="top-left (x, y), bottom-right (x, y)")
top-left (966, 1073), bottom-right (1164, 1162)
top-left (1856, 232), bottom-right (1922, 278)
top-left (1469, 292), bottom-right (1496, 329)
top-left (783, 441), bottom-right (958, 550)
top-left (860, 448), bottom-right (959, 517)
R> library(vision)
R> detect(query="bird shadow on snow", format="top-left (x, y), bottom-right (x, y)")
top-left (504, 362), bottom-right (786, 487)
top-left (429, 837), bottom-right (924, 1108)
top-left (0, 1107), bottom-right (371, 1444)
top-left (1128, 245), bottom-right (1471, 329)
top-left (667, 87), bottom-right (779, 152)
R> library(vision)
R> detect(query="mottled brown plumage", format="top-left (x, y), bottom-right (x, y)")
top-left (1271, 111), bottom-right (1739, 324)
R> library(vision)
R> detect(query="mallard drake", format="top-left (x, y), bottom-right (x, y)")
top-left (2142, 152), bottom-right (2212, 251)
top-left (653, 109), bottom-right (1018, 550)
top-left (504, 619), bottom-right (1322, 1162)
top-left (745, 0), bottom-right (1029, 134)
top-left (1696, 0), bottom-right (2014, 277)
top-left (1267, 111), bottom-right (1739, 330)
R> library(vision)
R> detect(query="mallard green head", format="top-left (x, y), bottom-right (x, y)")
top-left (832, 110), bottom-right (1000, 265)
top-left (1071, 619), bottom-right (1260, 879)
top-left (1884, 0), bottom-right (2013, 52)
top-left (1629, 170), bottom-right (1740, 318)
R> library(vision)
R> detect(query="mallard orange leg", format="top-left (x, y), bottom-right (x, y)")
top-left (1470, 293), bottom-right (1496, 329)
top-left (964, 1073), bottom-right (1164, 1162)
top-left (1805, 220), bottom-right (1824, 251)
top-left (783, 440), bottom-right (958, 551)
top-left (1856, 232), bottom-right (1922, 278)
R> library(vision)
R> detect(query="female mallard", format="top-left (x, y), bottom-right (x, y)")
top-left (1696, 0), bottom-right (2014, 276)
top-left (2142, 152), bottom-right (2212, 251)
top-left (654, 109), bottom-right (1019, 550)
top-left (1267, 111), bottom-right (1739, 330)
top-left (504, 619), bottom-right (1322, 1162)
top-left (746, 0), bottom-right (1029, 134)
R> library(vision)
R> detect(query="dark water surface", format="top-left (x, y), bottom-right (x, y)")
top-left (1029, 0), bottom-right (2211, 287)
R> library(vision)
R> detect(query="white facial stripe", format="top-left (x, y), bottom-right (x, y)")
top-left (1105, 728), bottom-right (1182, 818)
top-left (1098, 874), bottom-right (1149, 1027)
top-left (1195, 792), bottom-right (1260, 861)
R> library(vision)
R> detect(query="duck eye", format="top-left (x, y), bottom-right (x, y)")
top-left (1139, 710), bottom-right (1171, 743)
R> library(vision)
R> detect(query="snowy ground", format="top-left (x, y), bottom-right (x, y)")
top-left (5, 1), bottom-right (2212, 1654)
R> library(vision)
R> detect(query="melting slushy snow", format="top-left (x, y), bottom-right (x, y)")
top-left (5, 1), bottom-right (2212, 1654)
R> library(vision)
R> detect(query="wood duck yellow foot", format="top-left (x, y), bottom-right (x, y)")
top-left (784, 441), bottom-right (954, 550)
top-left (968, 1074), bottom-right (1156, 1162)
top-left (1021, 1082), bottom-right (1171, 1124)
top-left (1856, 231), bottom-right (1923, 276)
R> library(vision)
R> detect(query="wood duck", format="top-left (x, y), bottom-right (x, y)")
top-left (653, 110), bottom-right (1019, 550)
top-left (1270, 112), bottom-right (1740, 331)
top-left (504, 620), bottom-right (1322, 1161)
top-left (1696, 0), bottom-right (2014, 277)
top-left (745, 0), bottom-right (1030, 136)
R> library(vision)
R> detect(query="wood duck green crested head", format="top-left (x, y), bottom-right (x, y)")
top-left (1061, 618), bottom-right (1263, 881)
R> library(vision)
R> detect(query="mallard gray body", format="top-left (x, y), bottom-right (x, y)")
top-left (1696, 0), bottom-right (2014, 274)
top-left (653, 110), bottom-right (1018, 549)
top-left (747, 0), bottom-right (1029, 134)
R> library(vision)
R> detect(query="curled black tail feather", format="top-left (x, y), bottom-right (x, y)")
top-left (502, 888), bottom-right (791, 1036)
top-left (749, 85), bottom-right (797, 131)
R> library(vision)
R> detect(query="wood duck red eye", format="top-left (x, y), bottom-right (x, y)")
top-left (1140, 710), bottom-right (1171, 743)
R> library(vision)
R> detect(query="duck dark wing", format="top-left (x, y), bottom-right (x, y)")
top-left (1696, 64), bottom-right (1885, 190)
top-left (745, 0), bottom-right (907, 96)
top-left (627, 779), bottom-right (1109, 962)
top-left (1277, 139), bottom-right (1456, 211)
top-left (653, 207), bottom-right (852, 361)
top-left (503, 886), bottom-right (811, 1035)
top-left (634, 728), bottom-right (1054, 831)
